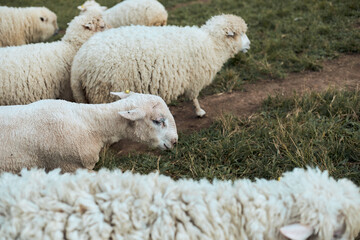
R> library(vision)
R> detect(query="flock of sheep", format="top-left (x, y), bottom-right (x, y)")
top-left (0, 0), bottom-right (359, 239)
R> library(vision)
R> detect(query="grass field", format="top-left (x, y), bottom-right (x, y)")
top-left (1, 0), bottom-right (359, 175)
top-left (2, 0), bottom-right (360, 237)
top-left (95, 89), bottom-right (360, 184)
top-left (2, 0), bottom-right (359, 94)
top-left (2, 0), bottom-right (359, 179)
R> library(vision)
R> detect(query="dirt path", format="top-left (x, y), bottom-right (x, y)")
top-left (113, 54), bottom-right (360, 154)
top-left (171, 54), bottom-right (360, 132)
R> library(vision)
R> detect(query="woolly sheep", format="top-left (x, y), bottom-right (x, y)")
top-left (0, 92), bottom-right (178, 173)
top-left (0, 167), bottom-right (359, 239)
top-left (70, 14), bottom-right (250, 117)
top-left (0, 6), bottom-right (58, 47)
top-left (0, 11), bottom-right (108, 105)
top-left (78, 0), bottom-right (168, 27)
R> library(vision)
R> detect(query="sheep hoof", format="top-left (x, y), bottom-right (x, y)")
top-left (196, 109), bottom-right (206, 118)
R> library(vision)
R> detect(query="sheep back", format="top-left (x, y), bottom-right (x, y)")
top-left (0, 168), bottom-right (359, 239)
top-left (0, 42), bottom-right (75, 105)
top-left (0, 12), bottom-right (108, 105)
top-left (104, 0), bottom-right (168, 27)
top-left (79, 0), bottom-right (168, 27)
top-left (0, 100), bottom-right (102, 173)
top-left (71, 26), bottom-right (222, 104)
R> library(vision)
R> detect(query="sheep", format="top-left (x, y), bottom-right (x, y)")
top-left (0, 92), bottom-right (178, 173)
top-left (0, 167), bottom-right (359, 239)
top-left (78, 0), bottom-right (108, 14)
top-left (78, 0), bottom-right (168, 27)
top-left (0, 11), bottom-right (108, 106)
top-left (70, 14), bottom-right (250, 117)
top-left (0, 6), bottom-right (58, 47)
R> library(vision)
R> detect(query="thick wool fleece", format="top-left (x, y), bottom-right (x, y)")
top-left (0, 92), bottom-right (177, 173)
top-left (0, 11), bottom-right (107, 105)
top-left (0, 168), bottom-right (359, 239)
top-left (79, 0), bottom-right (168, 27)
top-left (0, 6), bottom-right (58, 47)
top-left (70, 14), bottom-right (249, 116)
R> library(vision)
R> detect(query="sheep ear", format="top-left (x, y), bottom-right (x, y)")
top-left (83, 22), bottom-right (94, 30)
top-left (333, 214), bottom-right (346, 238)
top-left (226, 31), bottom-right (235, 37)
top-left (111, 92), bottom-right (131, 99)
top-left (119, 109), bottom-right (146, 121)
top-left (78, 5), bottom-right (85, 10)
top-left (280, 223), bottom-right (314, 240)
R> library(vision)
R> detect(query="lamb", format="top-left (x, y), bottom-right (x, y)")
top-left (0, 92), bottom-right (178, 173)
top-left (0, 167), bottom-right (359, 239)
top-left (78, 0), bottom-right (168, 27)
top-left (70, 14), bottom-right (250, 117)
top-left (0, 11), bottom-right (108, 105)
top-left (0, 6), bottom-right (58, 47)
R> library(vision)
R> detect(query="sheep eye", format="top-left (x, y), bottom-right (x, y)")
top-left (152, 119), bottom-right (161, 125)
top-left (40, 17), bottom-right (44, 22)
top-left (152, 118), bottom-right (166, 127)
top-left (333, 221), bottom-right (346, 239)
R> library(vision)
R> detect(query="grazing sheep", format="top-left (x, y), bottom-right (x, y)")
top-left (78, 0), bottom-right (107, 13)
top-left (70, 14), bottom-right (250, 117)
top-left (0, 167), bottom-right (359, 239)
top-left (0, 11), bottom-right (108, 106)
top-left (78, 0), bottom-right (168, 27)
top-left (0, 6), bottom-right (58, 47)
top-left (0, 92), bottom-right (178, 173)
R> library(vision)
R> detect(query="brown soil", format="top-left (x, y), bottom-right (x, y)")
top-left (113, 54), bottom-right (360, 154)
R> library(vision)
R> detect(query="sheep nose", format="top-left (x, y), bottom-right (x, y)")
top-left (171, 138), bottom-right (177, 147)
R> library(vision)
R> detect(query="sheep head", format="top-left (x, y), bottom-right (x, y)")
top-left (279, 168), bottom-right (360, 240)
top-left (33, 7), bottom-right (59, 42)
top-left (111, 92), bottom-right (178, 150)
top-left (202, 14), bottom-right (250, 56)
top-left (62, 11), bottom-right (108, 48)
top-left (78, 0), bottom-right (107, 15)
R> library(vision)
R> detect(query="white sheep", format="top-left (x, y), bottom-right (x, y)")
top-left (70, 14), bottom-right (250, 117)
top-left (0, 6), bottom-right (58, 47)
top-left (0, 92), bottom-right (178, 173)
top-left (78, 0), bottom-right (168, 27)
top-left (0, 167), bottom-right (359, 239)
top-left (0, 11), bottom-right (108, 106)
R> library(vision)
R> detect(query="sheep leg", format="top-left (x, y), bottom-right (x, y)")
top-left (193, 98), bottom-right (206, 117)
top-left (71, 78), bottom-right (88, 103)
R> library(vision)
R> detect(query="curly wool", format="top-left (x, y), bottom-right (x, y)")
top-left (0, 12), bottom-right (107, 105)
top-left (0, 168), bottom-right (359, 239)
top-left (70, 14), bottom-right (249, 116)
top-left (0, 6), bottom-right (58, 47)
top-left (79, 0), bottom-right (168, 27)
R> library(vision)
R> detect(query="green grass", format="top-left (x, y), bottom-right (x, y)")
top-left (95, 88), bottom-right (360, 185)
top-left (1, 0), bottom-right (359, 94)
top-left (4, 0), bottom-right (357, 182)
top-left (2, 0), bottom-right (360, 236)
top-left (3, 0), bottom-right (359, 184)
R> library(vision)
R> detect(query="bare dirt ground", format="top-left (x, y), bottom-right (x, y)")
top-left (113, 54), bottom-right (360, 154)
